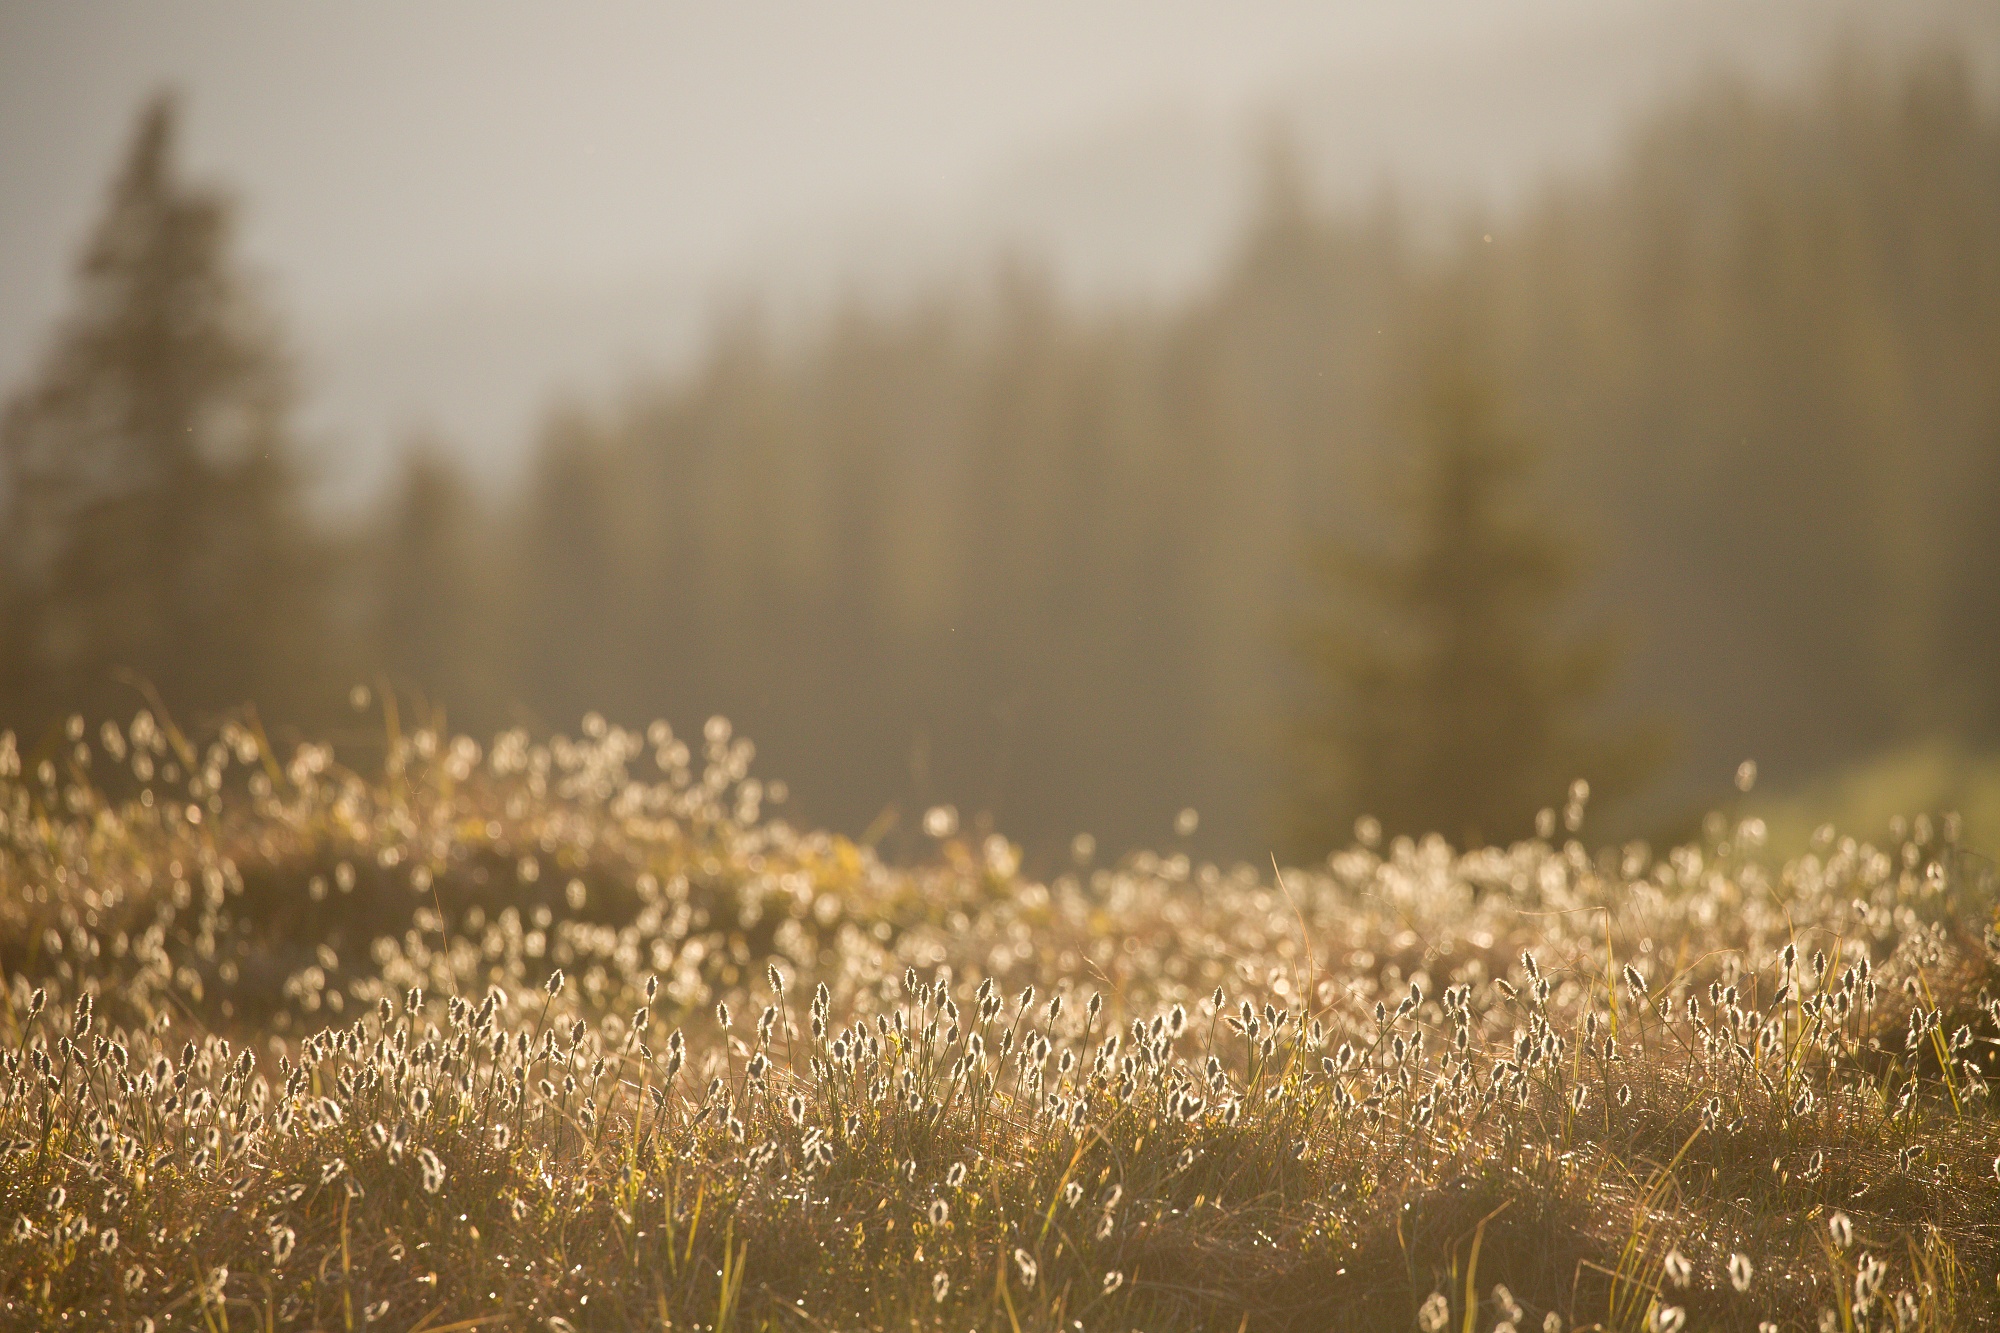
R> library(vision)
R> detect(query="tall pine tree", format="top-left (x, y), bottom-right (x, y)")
top-left (369, 443), bottom-right (497, 725)
top-left (0, 93), bottom-right (327, 738)
top-left (1283, 323), bottom-right (1654, 853)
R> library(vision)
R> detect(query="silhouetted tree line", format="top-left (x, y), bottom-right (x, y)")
top-left (0, 99), bottom-right (331, 739)
top-left (3, 51), bottom-right (1997, 863)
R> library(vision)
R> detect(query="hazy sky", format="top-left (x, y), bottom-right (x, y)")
top-left (3, 0), bottom-right (1991, 499)
top-left (0, 3), bottom-right (1514, 371)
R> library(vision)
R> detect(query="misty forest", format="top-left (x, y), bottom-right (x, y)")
top-left (3, 31), bottom-right (2000, 1333)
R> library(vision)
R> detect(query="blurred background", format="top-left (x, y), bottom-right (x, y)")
top-left (3, 0), bottom-right (1998, 867)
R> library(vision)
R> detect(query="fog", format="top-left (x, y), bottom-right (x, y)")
top-left (6, 1), bottom-right (1991, 504)
top-left (5, 0), bottom-right (2000, 866)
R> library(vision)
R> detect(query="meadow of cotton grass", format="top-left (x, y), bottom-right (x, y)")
top-left (1, 705), bottom-right (1997, 1331)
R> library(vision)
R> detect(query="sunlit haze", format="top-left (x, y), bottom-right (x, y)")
top-left (4, 0), bottom-right (1991, 502)
top-left (7, 11), bottom-right (2000, 1322)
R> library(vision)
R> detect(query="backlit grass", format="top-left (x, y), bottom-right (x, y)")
top-left (2, 708), bottom-right (1997, 1331)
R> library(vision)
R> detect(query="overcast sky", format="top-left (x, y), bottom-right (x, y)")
top-left (0, 3), bottom-right (1514, 368)
top-left (3, 0), bottom-right (1992, 500)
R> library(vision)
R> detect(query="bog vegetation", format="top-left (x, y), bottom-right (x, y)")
top-left (2, 704), bottom-right (1998, 1332)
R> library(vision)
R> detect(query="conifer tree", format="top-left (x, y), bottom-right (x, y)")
top-left (1283, 327), bottom-right (1653, 853)
top-left (370, 443), bottom-right (495, 724)
top-left (0, 93), bottom-right (325, 736)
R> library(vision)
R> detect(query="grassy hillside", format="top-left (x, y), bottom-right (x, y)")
top-left (2, 707), bottom-right (1998, 1331)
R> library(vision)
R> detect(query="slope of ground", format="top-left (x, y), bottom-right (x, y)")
top-left (1, 708), bottom-right (1997, 1330)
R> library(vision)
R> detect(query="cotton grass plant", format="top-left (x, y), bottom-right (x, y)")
top-left (1, 707), bottom-right (1997, 1330)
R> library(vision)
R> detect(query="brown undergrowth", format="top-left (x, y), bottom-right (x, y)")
top-left (2, 709), bottom-right (1997, 1331)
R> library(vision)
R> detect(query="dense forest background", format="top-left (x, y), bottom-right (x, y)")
top-left (4, 48), bottom-right (1998, 865)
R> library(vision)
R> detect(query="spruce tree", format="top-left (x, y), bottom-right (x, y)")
top-left (370, 443), bottom-right (495, 726)
top-left (0, 93), bottom-right (325, 736)
top-left (1283, 329), bottom-right (1651, 853)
